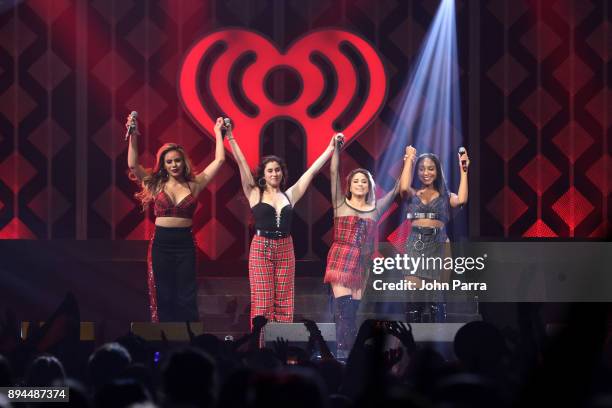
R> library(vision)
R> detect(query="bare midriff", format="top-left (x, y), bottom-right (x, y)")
top-left (155, 217), bottom-right (193, 228)
top-left (411, 219), bottom-right (445, 228)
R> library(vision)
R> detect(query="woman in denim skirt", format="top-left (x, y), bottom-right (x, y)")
top-left (399, 146), bottom-right (469, 321)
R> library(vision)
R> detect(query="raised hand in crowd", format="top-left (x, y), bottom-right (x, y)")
top-left (273, 337), bottom-right (290, 363)
top-left (303, 319), bottom-right (335, 361)
top-left (248, 315), bottom-right (268, 351)
top-left (386, 321), bottom-right (417, 355)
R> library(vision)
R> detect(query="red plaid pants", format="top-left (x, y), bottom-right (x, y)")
top-left (249, 235), bottom-right (295, 324)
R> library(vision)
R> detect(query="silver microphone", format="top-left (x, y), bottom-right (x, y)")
top-left (221, 117), bottom-right (233, 138)
top-left (336, 133), bottom-right (345, 149)
top-left (125, 111), bottom-right (138, 141)
top-left (458, 146), bottom-right (467, 172)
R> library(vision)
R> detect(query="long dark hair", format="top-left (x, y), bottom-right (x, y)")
top-left (254, 155), bottom-right (289, 192)
top-left (345, 168), bottom-right (376, 204)
top-left (134, 143), bottom-right (195, 208)
top-left (413, 153), bottom-right (448, 195)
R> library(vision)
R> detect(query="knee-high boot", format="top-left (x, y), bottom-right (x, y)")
top-left (346, 298), bottom-right (360, 349)
top-left (334, 295), bottom-right (352, 358)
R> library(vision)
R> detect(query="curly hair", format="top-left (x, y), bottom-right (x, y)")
top-left (345, 168), bottom-right (376, 204)
top-left (133, 143), bottom-right (195, 209)
top-left (254, 155), bottom-right (289, 192)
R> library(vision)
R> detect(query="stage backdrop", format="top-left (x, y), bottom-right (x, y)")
top-left (0, 0), bottom-right (609, 261)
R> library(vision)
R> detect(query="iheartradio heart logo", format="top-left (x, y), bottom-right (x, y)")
top-left (178, 29), bottom-right (387, 168)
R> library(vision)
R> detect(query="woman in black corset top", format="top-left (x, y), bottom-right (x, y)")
top-left (399, 145), bottom-right (469, 321)
top-left (226, 124), bottom-right (339, 324)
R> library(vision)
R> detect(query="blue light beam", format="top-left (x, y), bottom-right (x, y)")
top-left (379, 0), bottom-right (462, 196)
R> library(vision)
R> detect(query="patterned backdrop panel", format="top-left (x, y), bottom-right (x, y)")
top-left (481, 0), bottom-right (610, 238)
top-left (0, 0), bottom-right (609, 256)
top-left (0, 0), bottom-right (77, 240)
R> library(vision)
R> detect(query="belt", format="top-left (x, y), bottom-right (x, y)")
top-left (411, 226), bottom-right (441, 235)
top-left (407, 212), bottom-right (440, 220)
top-left (256, 229), bottom-right (289, 239)
top-left (410, 226), bottom-right (442, 251)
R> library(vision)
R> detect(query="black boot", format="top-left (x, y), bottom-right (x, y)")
top-left (346, 298), bottom-right (360, 351)
top-left (333, 295), bottom-right (352, 359)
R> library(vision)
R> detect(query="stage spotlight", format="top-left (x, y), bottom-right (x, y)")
top-left (372, 0), bottom-right (466, 336)
top-left (379, 0), bottom-right (462, 194)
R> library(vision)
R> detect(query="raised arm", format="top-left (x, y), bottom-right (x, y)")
top-left (192, 117), bottom-right (226, 195)
top-left (330, 133), bottom-right (344, 212)
top-left (375, 179), bottom-right (400, 219)
top-left (226, 124), bottom-right (257, 202)
top-left (126, 114), bottom-right (147, 181)
top-left (375, 150), bottom-right (410, 217)
top-left (287, 134), bottom-right (336, 205)
top-left (450, 149), bottom-right (469, 208)
top-left (399, 145), bottom-right (417, 198)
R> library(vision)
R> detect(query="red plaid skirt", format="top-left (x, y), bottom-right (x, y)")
top-left (324, 216), bottom-right (376, 290)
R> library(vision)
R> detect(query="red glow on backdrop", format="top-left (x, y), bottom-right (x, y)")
top-left (178, 29), bottom-right (387, 169)
top-left (0, 1), bottom-right (608, 242)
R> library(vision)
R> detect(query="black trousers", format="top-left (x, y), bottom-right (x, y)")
top-left (150, 226), bottom-right (199, 322)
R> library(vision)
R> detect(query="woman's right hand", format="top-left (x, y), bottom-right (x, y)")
top-left (125, 114), bottom-right (139, 136)
top-left (404, 145), bottom-right (416, 163)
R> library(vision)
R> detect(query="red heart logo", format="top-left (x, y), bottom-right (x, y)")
top-left (179, 29), bottom-right (387, 168)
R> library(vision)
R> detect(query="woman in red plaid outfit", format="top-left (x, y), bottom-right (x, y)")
top-left (227, 126), bottom-right (338, 325)
top-left (128, 115), bottom-right (225, 322)
top-left (324, 134), bottom-right (409, 356)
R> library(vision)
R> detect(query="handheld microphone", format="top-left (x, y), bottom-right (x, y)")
top-left (221, 117), bottom-right (233, 138)
top-left (125, 111), bottom-right (138, 141)
top-left (336, 133), bottom-right (345, 149)
top-left (458, 146), bottom-right (467, 172)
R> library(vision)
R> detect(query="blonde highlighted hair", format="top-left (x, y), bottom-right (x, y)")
top-left (132, 143), bottom-right (195, 209)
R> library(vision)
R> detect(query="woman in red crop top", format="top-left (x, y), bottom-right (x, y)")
top-left (226, 123), bottom-right (339, 326)
top-left (127, 115), bottom-right (225, 322)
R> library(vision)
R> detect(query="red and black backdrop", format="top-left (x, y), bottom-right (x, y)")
top-left (0, 0), bottom-right (609, 262)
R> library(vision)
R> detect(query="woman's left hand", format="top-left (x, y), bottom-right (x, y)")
top-left (458, 148), bottom-right (470, 173)
top-left (333, 133), bottom-right (344, 150)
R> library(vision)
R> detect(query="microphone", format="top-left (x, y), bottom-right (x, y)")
top-left (458, 146), bottom-right (467, 172)
top-left (125, 111), bottom-right (138, 141)
top-left (221, 117), bottom-right (233, 138)
top-left (336, 133), bottom-right (345, 149)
